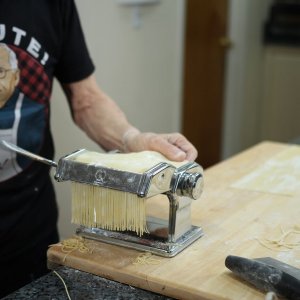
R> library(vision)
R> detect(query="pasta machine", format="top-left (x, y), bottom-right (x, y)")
top-left (1, 140), bottom-right (204, 257)
top-left (56, 149), bottom-right (204, 257)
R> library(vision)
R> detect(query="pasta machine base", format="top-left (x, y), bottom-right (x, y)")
top-left (76, 224), bottom-right (203, 257)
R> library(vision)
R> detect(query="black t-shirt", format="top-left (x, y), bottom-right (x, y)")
top-left (0, 0), bottom-right (95, 261)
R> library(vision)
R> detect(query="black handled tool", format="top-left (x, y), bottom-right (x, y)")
top-left (225, 255), bottom-right (300, 300)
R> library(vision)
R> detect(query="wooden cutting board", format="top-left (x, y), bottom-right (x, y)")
top-left (47, 141), bottom-right (300, 300)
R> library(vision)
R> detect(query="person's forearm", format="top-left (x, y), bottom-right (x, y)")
top-left (63, 75), bottom-right (139, 151)
top-left (62, 74), bottom-right (197, 161)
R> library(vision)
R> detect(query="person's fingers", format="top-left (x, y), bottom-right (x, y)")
top-left (124, 132), bottom-right (198, 162)
top-left (162, 133), bottom-right (198, 161)
top-left (147, 135), bottom-right (187, 161)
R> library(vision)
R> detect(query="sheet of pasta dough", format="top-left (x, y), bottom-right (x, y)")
top-left (73, 150), bottom-right (186, 173)
top-left (231, 145), bottom-right (300, 196)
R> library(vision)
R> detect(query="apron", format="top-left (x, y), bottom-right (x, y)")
top-left (0, 92), bottom-right (24, 181)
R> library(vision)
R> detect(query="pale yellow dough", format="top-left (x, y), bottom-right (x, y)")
top-left (73, 150), bottom-right (186, 173)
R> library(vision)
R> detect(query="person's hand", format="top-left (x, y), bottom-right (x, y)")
top-left (122, 129), bottom-right (198, 162)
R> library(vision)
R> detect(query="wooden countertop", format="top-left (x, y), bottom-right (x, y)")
top-left (48, 141), bottom-right (300, 300)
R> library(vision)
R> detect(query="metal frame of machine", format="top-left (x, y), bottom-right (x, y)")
top-left (56, 150), bottom-right (204, 257)
top-left (1, 140), bottom-right (205, 257)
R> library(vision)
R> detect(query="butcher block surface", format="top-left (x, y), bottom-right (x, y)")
top-left (47, 141), bottom-right (300, 300)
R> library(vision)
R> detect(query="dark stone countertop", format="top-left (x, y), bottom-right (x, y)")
top-left (3, 266), bottom-right (173, 300)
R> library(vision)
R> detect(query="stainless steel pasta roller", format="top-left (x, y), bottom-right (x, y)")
top-left (1, 139), bottom-right (204, 257)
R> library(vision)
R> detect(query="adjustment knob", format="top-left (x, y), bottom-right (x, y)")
top-left (177, 172), bottom-right (204, 200)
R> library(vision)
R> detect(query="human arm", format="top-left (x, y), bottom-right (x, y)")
top-left (62, 74), bottom-right (198, 162)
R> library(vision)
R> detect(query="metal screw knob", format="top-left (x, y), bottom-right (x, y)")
top-left (177, 172), bottom-right (204, 200)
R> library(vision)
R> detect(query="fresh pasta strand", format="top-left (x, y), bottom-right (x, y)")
top-left (257, 225), bottom-right (300, 251)
top-left (255, 238), bottom-right (291, 252)
top-left (71, 182), bottom-right (148, 236)
top-left (53, 270), bottom-right (72, 300)
top-left (60, 236), bottom-right (93, 262)
top-left (132, 252), bottom-right (161, 265)
top-left (70, 150), bottom-right (185, 236)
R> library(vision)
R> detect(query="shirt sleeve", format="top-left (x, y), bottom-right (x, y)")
top-left (54, 0), bottom-right (95, 84)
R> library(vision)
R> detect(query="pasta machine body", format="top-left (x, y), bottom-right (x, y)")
top-left (55, 150), bottom-right (205, 257)
top-left (1, 140), bottom-right (204, 257)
